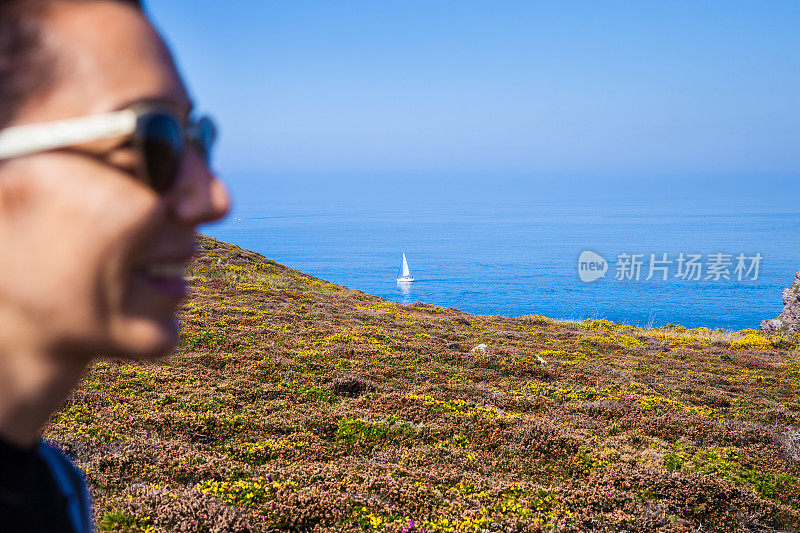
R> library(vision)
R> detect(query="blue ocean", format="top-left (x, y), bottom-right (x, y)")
top-left (204, 179), bottom-right (799, 331)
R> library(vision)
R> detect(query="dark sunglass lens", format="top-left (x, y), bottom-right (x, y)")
top-left (193, 116), bottom-right (217, 162)
top-left (141, 113), bottom-right (183, 192)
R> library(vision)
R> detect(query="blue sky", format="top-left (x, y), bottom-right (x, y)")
top-left (147, 1), bottom-right (799, 202)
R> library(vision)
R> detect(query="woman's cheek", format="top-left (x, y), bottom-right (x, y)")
top-left (46, 159), bottom-right (162, 343)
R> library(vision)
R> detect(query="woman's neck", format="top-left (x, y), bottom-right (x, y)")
top-left (0, 333), bottom-right (87, 449)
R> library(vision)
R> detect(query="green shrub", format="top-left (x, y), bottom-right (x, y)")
top-left (181, 330), bottom-right (231, 350)
top-left (98, 511), bottom-right (151, 531)
top-left (335, 417), bottom-right (390, 443)
top-left (664, 452), bottom-right (685, 471)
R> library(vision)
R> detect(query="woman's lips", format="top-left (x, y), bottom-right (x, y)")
top-left (137, 260), bottom-right (188, 299)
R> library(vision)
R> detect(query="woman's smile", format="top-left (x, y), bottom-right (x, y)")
top-left (135, 249), bottom-right (194, 300)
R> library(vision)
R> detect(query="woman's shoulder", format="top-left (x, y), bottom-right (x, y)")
top-left (37, 440), bottom-right (94, 533)
top-left (37, 440), bottom-right (86, 482)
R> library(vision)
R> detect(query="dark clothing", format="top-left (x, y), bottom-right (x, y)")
top-left (0, 436), bottom-right (94, 532)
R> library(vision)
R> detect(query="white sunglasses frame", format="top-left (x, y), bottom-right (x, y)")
top-left (0, 109), bottom-right (139, 160)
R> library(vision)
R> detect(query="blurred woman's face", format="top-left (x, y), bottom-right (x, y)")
top-left (0, 2), bottom-right (229, 359)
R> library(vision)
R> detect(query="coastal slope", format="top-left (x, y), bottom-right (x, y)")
top-left (46, 235), bottom-right (800, 532)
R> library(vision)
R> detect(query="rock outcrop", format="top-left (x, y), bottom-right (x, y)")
top-left (761, 269), bottom-right (800, 332)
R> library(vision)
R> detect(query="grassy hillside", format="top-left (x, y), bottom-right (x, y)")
top-left (45, 235), bottom-right (800, 532)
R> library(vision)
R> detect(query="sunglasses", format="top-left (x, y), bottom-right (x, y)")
top-left (0, 104), bottom-right (217, 193)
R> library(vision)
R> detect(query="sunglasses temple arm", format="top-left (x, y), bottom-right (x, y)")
top-left (0, 110), bottom-right (138, 160)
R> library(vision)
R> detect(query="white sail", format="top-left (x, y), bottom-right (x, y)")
top-left (397, 252), bottom-right (414, 282)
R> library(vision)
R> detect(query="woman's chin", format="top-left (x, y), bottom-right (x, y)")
top-left (109, 315), bottom-right (180, 359)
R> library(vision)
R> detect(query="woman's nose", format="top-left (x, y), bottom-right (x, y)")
top-left (167, 148), bottom-right (230, 225)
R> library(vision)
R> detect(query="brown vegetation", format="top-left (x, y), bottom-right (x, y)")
top-left (45, 235), bottom-right (800, 532)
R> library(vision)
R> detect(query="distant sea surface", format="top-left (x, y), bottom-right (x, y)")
top-left (204, 182), bottom-right (800, 331)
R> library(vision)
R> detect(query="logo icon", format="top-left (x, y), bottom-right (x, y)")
top-left (578, 250), bottom-right (608, 282)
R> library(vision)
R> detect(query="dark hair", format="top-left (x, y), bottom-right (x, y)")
top-left (0, 0), bottom-right (143, 129)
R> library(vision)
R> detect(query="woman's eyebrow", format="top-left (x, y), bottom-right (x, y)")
top-left (112, 96), bottom-right (195, 118)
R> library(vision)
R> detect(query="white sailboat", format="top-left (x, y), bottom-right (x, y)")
top-left (397, 252), bottom-right (414, 282)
